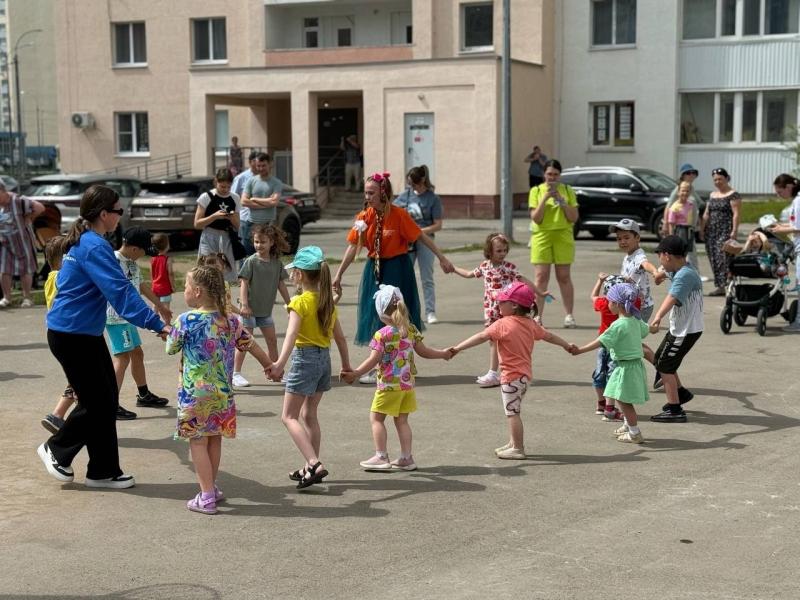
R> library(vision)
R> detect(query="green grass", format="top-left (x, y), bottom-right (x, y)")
top-left (739, 198), bottom-right (788, 224)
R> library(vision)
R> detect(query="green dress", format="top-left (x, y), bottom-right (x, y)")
top-left (598, 316), bottom-right (649, 405)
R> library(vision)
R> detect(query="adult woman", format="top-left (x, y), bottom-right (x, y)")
top-left (529, 159), bottom-right (579, 327)
top-left (194, 168), bottom-right (240, 283)
top-left (393, 165), bottom-right (443, 324)
top-left (0, 180), bottom-right (44, 307)
top-left (767, 174), bottom-right (800, 332)
top-left (37, 185), bottom-right (168, 488)
top-left (332, 172), bottom-right (453, 354)
top-left (701, 167), bottom-right (741, 296)
top-left (228, 136), bottom-right (243, 176)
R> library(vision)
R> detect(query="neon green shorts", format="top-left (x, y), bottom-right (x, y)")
top-left (370, 389), bottom-right (417, 417)
top-left (530, 228), bottom-right (575, 264)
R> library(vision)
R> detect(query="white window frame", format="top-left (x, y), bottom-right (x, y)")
top-left (112, 22), bottom-right (147, 67)
top-left (591, 0), bottom-right (638, 49)
top-left (192, 17), bottom-right (227, 64)
top-left (460, 2), bottom-right (494, 53)
top-left (590, 102), bottom-right (636, 149)
top-left (682, 0), bottom-right (800, 39)
top-left (115, 112), bottom-right (150, 157)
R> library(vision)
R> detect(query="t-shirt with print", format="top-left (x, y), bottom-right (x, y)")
top-left (345, 205), bottom-right (421, 259)
top-left (472, 259), bottom-right (524, 325)
top-left (369, 324), bottom-right (423, 391)
top-left (244, 175), bottom-right (283, 223)
top-left (620, 248), bottom-right (654, 310)
top-left (598, 316), bottom-right (649, 361)
top-left (667, 265), bottom-right (704, 336)
top-left (237, 254), bottom-right (287, 318)
top-left (287, 291), bottom-right (336, 348)
top-left (485, 315), bottom-right (547, 383)
top-left (393, 189), bottom-right (443, 229)
top-left (107, 251), bottom-right (141, 325)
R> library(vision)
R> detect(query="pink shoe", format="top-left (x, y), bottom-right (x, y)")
top-left (187, 492), bottom-right (217, 514)
top-left (390, 456), bottom-right (417, 471)
top-left (359, 454), bottom-right (392, 471)
top-left (602, 408), bottom-right (623, 422)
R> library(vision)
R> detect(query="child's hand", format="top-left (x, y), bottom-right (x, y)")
top-left (648, 318), bottom-right (661, 334)
top-left (240, 304), bottom-right (253, 318)
top-left (156, 325), bottom-right (171, 341)
top-left (339, 369), bottom-right (356, 384)
top-left (568, 343), bottom-right (581, 355)
top-left (446, 346), bottom-right (459, 359)
top-left (653, 271), bottom-right (667, 286)
top-left (597, 272), bottom-right (608, 281)
top-left (266, 364), bottom-right (283, 382)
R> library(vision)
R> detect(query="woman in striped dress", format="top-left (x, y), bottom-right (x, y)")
top-left (0, 181), bottom-right (44, 307)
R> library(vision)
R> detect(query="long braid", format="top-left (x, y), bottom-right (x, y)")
top-left (188, 265), bottom-right (228, 319)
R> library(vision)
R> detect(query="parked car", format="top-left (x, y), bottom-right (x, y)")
top-left (0, 175), bottom-right (19, 193)
top-left (129, 176), bottom-right (308, 253)
top-left (24, 174), bottom-right (140, 249)
top-left (283, 185), bottom-right (321, 226)
top-left (559, 166), bottom-right (705, 240)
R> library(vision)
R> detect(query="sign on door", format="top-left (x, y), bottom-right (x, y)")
top-left (404, 113), bottom-right (434, 182)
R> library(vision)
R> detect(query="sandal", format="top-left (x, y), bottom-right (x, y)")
top-left (288, 466), bottom-right (306, 482)
top-left (186, 492), bottom-right (217, 515)
top-left (297, 461), bottom-right (328, 489)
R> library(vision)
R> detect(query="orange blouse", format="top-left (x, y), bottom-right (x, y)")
top-left (346, 205), bottom-right (422, 259)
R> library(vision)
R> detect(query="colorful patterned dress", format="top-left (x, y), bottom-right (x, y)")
top-left (471, 260), bottom-right (524, 325)
top-left (0, 194), bottom-right (38, 276)
top-left (166, 309), bottom-right (252, 439)
top-left (370, 324), bottom-right (423, 391)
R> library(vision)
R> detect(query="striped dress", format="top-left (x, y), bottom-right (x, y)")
top-left (0, 194), bottom-right (38, 276)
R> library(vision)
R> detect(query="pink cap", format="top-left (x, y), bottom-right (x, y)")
top-left (496, 282), bottom-right (535, 309)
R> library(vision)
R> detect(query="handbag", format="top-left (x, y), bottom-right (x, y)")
top-left (228, 227), bottom-right (247, 261)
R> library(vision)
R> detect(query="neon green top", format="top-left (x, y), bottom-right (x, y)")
top-left (528, 183), bottom-right (578, 232)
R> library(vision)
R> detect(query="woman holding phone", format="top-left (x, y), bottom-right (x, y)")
top-left (195, 168), bottom-right (241, 282)
top-left (528, 159), bottom-right (579, 327)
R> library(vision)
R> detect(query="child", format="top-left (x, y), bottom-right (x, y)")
top-left (609, 218), bottom-right (663, 323)
top-left (197, 253), bottom-right (239, 316)
top-left (106, 227), bottom-right (173, 420)
top-left (590, 273), bottom-right (628, 421)
top-left (232, 224), bottom-right (291, 388)
top-left (150, 233), bottom-right (176, 309)
top-left (167, 265), bottom-right (274, 514)
top-left (342, 285), bottom-right (452, 471)
top-left (666, 181), bottom-right (699, 268)
top-left (450, 282), bottom-right (572, 459)
top-left (572, 283), bottom-right (650, 443)
top-left (453, 232), bottom-right (545, 388)
top-left (40, 235), bottom-right (78, 434)
top-left (648, 235), bottom-right (704, 423)
top-left (269, 246), bottom-right (351, 489)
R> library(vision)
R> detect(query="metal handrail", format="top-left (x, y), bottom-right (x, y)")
top-left (312, 147), bottom-right (344, 201)
top-left (85, 151), bottom-right (193, 180)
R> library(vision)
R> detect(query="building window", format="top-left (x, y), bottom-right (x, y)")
top-left (192, 18), bottom-right (226, 62)
top-left (337, 28), bottom-right (352, 47)
top-left (592, 0), bottom-right (637, 46)
top-left (461, 3), bottom-right (493, 51)
top-left (681, 90), bottom-right (799, 143)
top-left (592, 102), bottom-right (635, 147)
top-left (215, 110), bottom-right (229, 150)
top-left (116, 112), bottom-right (149, 154)
top-left (683, 0), bottom-right (799, 38)
top-left (303, 18), bottom-right (319, 48)
top-left (113, 22), bottom-right (146, 66)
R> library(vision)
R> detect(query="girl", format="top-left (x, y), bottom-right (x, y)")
top-left (342, 285), bottom-right (452, 471)
top-left (232, 224), bottom-right (291, 387)
top-left (270, 246), bottom-right (352, 489)
top-left (666, 181), bottom-right (699, 268)
top-left (571, 283), bottom-right (650, 444)
top-left (450, 282), bottom-right (572, 459)
top-left (453, 232), bottom-right (545, 387)
top-left (198, 253), bottom-right (239, 316)
top-left (194, 168), bottom-right (240, 283)
top-left (150, 233), bottom-right (176, 309)
top-left (167, 265), bottom-right (274, 514)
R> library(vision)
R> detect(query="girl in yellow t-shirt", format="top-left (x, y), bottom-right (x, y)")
top-left (270, 245), bottom-right (352, 489)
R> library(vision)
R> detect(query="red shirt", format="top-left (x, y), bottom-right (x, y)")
top-left (594, 296), bottom-right (642, 333)
top-left (150, 255), bottom-right (172, 296)
top-left (346, 205), bottom-right (421, 259)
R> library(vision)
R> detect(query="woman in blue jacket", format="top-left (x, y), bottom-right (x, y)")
top-left (37, 185), bottom-right (168, 489)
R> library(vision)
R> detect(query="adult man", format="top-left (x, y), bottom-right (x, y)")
top-left (340, 134), bottom-right (362, 191)
top-left (240, 152), bottom-right (282, 255)
top-left (232, 150), bottom-right (258, 250)
top-left (523, 145), bottom-right (548, 189)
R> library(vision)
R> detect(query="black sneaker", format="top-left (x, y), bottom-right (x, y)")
top-left (650, 409), bottom-right (687, 423)
top-left (136, 391), bottom-right (169, 407)
top-left (116, 405), bottom-right (137, 420)
top-left (37, 443), bottom-right (74, 482)
top-left (653, 372), bottom-right (664, 390)
top-left (41, 413), bottom-right (66, 435)
top-left (661, 388), bottom-right (694, 412)
top-left (85, 474), bottom-right (135, 489)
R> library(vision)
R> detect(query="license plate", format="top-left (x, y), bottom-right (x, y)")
top-left (144, 208), bottom-right (170, 217)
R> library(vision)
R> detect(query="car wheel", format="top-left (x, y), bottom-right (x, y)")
top-left (652, 211), bottom-right (665, 241)
top-left (589, 228), bottom-right (608, 240)
top-left (281, 215), bottom-right (301, 255)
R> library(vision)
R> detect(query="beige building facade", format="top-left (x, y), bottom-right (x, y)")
top-left (56, 0), bottom-right (555, 216)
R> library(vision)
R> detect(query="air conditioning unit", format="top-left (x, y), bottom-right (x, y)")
top-left (70, 112), bottom-right (94, 129)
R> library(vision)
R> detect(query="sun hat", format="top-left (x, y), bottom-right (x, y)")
top-left (374, 284), bottom-right (403, 316)
top-left (284, 245), bottom-right (324, 270)
top-left (609, 218), bottom-right (640, 235)
top-left (679, 163), bottom-right (699, 178)
top-left (495, 281), bottom-right (535, 309)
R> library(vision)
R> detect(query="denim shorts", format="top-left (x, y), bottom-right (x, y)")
top-left (284, 346), bottom-right (331, 396)
top-left (242, 315), bottom-right (275, 329)
top-left (592, 346), bottom-right (616, 389)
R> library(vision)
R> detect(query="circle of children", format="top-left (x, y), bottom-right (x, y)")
top-left (34, 170), bottom-right (798, 518)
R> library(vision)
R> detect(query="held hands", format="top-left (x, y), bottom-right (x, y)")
top-left (339, 369), bottom-right (357, 385)
top-left (653, 271), bottom-right (668, 286)
top-left (157, 304), bottom-right (173, 325)
top-left (265, 363), bottom-right (284, 382)
top-left (439, 256), bottom-right (455, 274)
top-left (156, 325), bottom-right (171, 341)
top-left (649, 318), bottom-right (661, 334)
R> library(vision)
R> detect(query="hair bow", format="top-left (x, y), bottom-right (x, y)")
top-left (369, 172), bottom-right (391, 183)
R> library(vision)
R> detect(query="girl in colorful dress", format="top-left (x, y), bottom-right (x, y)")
top-left (270, 246), bottom-right (352, 489)
top-left (342, 285), bottom-right (452, 471)
top-left (453, 232), bottom-right (546, 387)
top-left (167, 265), bottom-right (274, 514)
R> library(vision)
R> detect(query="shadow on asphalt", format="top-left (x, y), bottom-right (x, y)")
top-left (0, 371), bottom-right (45, 382)
top-left (0, 342), bottom-right (49, 352)
top-left (0, 583), bottom-right (222, 599)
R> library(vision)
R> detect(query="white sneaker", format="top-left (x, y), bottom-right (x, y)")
top-left (359, 370), bottom-right (377, 384)
top-left (426, 313), bottom-right (439, 324)
top-left (476, 370), bottom-right (501, 388)
top-left (232, 372), bottom-right (250, 387)
top-left (0, 298), bottom-right (10, 308)
top-left (700, 276), bottom-right (710, 282)
top-left (563, 314), bottom-right (577, 328)
top-left (496, 446), bottom-right (526, 460)
top-left (20, 298), bottom-right (34, 308)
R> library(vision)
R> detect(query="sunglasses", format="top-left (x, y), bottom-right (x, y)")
top-left (711, 168), bottom-right (728, 177)
top-left (107, 208), bottom-right (124, 215)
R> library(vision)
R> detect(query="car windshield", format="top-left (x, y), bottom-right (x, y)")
top-left (631, 169), bottom-right (676, 193)
top-left (28, 181), bottom-right (82, 196)
top-left (138, 183), bottom-right (203, 197)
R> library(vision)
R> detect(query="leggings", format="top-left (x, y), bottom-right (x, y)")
top-left (46, 329), bottom-right (123, 479)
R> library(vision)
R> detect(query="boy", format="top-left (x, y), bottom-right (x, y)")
top-left (609, 218), bottom-right (664, 323)
top-left (648, 235), bottom-right (703, 423)
top-left (106, 227), bottom-right (172, 419)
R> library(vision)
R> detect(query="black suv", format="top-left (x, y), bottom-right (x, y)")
top-left (560, 166), bottom-right (698, 240)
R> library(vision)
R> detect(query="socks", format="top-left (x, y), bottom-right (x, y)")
top-left (137, 385), bottom-right (149, 397)
top-left (376, 451), bottom-right (388, 459)
top-left (628, 425), bottom-right (641, 435)
top-left (200, 490), bottom-right (215, 502)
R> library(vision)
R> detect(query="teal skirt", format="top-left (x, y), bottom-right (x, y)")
top-left (604, 358), bottom-right (649, 405)
top-left (355, 254), bottom-right (423, 345)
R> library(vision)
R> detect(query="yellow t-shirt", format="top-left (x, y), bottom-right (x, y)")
top-left (287, 291), bottom-right (337, 348)
top-left (44, 270), bottom-right (59, 309)
top-left (528, 183), bottom-right (578, 232)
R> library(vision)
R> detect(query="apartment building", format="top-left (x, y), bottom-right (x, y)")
top-left (56, 0), bottom-right (555, 216)
top-left (557, 0), bottom-right (800, 194)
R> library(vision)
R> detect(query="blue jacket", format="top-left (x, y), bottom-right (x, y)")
top-left (47, 231), bottom-right (165, 336)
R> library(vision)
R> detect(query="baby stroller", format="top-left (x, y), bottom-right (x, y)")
top-left (720, 231), bottom-right (797, 336)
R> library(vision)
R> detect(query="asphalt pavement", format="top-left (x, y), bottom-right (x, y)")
top-left (1, 217), bottom-right (799, 599)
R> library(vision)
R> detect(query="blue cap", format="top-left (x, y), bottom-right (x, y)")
top-left (285, 245), bottom-right (324, 270)
top-left (679, 163), bottom-right (699, 177)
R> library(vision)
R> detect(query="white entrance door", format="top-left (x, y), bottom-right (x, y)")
top-left (404, 113), bottom-right (434, 182)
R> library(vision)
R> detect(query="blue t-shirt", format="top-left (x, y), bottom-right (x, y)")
top-left (244, 175), bottom-right (282, 224)
top-left (393, 188), bottom-right (442, 230)
top-left (667, 264), bottom-right (704, 336)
